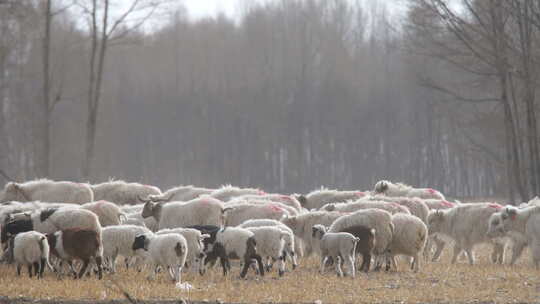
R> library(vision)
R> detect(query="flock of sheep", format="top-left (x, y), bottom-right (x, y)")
top-left (0, 178), bottom-right (539, 287)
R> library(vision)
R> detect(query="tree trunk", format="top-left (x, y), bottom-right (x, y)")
top-left (41, 0), bottom-right (51, 177)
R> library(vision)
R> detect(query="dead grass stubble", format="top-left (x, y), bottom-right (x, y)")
top-left (0, 244), bottom-right (539, 303)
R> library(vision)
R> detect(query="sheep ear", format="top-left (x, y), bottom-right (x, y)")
top-left (371, 228), bottom-right (376, 235)
top-left (296, 195), bottom-right (307, 207)
top-left (326, 204), bottom-right (336, 211)
top-left (141, 202), bottom-right (155, 218)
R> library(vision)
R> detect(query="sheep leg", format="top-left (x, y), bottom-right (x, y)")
top-left (77, 259), bottom-right (90, 279)
top-left (39, 258), bottom-right (46, 278)
top-left (278, 254), bottom-right (286, 277)
top-left (176, 265), bottom-right (182, 283)
top-left (335, 256), bottom-right (343, 277)
top-left (16, 264), bottom-right (21, 276)
top-left (290, 251), bottom-right (297, 270)
top-left (451, 245), bottom-right (462, 264)
top-left (33, 262), bottom-right (40, 278)
top-left (319, 256), bottom-right (328, 274)
top-left (464, 247), bottom-right (475, 265)
top-left (412, 254), bottom-right (420, 272)
top-left (27, 265), bottom-right (33, 278)
top-left (251, 254), bottom-right (265, 277)
top-left (147, 264), bottom-right (158, 281)
top-left (510, 241), bottom-right (527, 265)
top-left (432, 236), bottom-right (446, 262)
top-left (95, 256), bottom-right (103, 280)
top-left (348, 255), bottom-right (356, 278)
top-left (491, 242), bottom-right (505, 264)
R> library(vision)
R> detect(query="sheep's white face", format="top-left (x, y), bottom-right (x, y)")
top-left (427, 210), bottom-right (445, 234)
top-left (487, 213), bottom-right (506, 238)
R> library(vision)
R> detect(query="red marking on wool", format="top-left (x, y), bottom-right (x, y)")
top-left (511, 214), bottom-right (517, 220)
top-left (268, 204), bottom-right (283, 213)
top-left (355, 191), bottom-right (366, 197)
top-left (426, 188), bottom-right (437, 195)
top-left (279, 195), bottom-right (292, 201)
top-left (258, 190), bottom-right (267, 195)
top-left (442, 201), bottom-right (454, 207)
top-left (488, 203), bottom-right (503, 210)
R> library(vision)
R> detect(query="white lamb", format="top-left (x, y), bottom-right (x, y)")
top-left (487, 205), bottom-right (540, 268)
top-left (102, 225), bottom-right (152, 273)
top-left (427, 203), bottom-right (505, 264)
top-left (156, 228), bottom-right (209, 273)
top-left (0, 179), bottom-right (93, 204)
top-left (373, 180), bottom-right (445, 200)
top-left (142, 195), bottom-right (227, 230)
top-left (132, 233), bottom-right (188, 283)
top-left (245, 226), bottom-right (289, 276)
top-left (312, 225), bottom-right (359, 277)
top-left (5, 231), bottom-right (51, 278)
top-left (387, 213), bottom-right (428, 272)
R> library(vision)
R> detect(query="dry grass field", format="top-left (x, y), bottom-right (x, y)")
top-left (1, 244), bottom-right (539, 303)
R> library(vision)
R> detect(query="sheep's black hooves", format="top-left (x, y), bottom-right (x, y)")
top-left (278, 270), bottom-right (284, 277)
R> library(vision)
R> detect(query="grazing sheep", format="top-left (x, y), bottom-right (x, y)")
top-left (239, 219), bottom-right (298, 269)
top-left (210, 185), bottom-right (265, 202)
top-left (132, 233), bottom-right (188, 283)
top-left (5, 231), bottom-right (51, 278)
top-left (187, 225), bottom-right (220, 252)
top-left (487, 206), bottom-right (540, 268)
top-left (336, 225), bottom-right (376, 272)
top-left (328, 209), bottom-right (394, 256)
top-left (0, 179), bottom-right (93, 204)
top-left (368, 196), bottom-right (429, 223)
top-left (141, 195), bottom-right (227, 230)
top-left (101, 225), bottom-right (152, 273)
top-left (1, 208), bottom-right (101, 248)
top-left (373, 180), bottom-right (445, 200)
top-left (223, 201), bottom-right (291, 227)
top-left (427, 203), bottom-right (505, 264)
top-left (148, 185), bottom-right (214, 202)
top-left (281, 211), bottom-right (346, 256)
top-left (239, 194), bottom-right (303, 211)
top-left (156, 228), bottom-right (209, 273)
top-left (91, 180), bottom-right (161, 205)
top-left (312, 225), bottom-right (359, 278)
top-left (0, 201), bottom-right (43, 226)
top-left (420, 199), bottom-right (459, 261)
top-left (47, 229), bottom-right (104, 279)
top-left (245, 226), bottom-right (288, 276)
top-left (297, 188), bottom-right (368, 210)
top-left (387, 214), bottom-right (427, 272)
top-left (320, 200), bottom-right (411, 215)
top-left (204, 227), bottom-right (264, 278)
top-left (81, 201), bottom-right (126, 227)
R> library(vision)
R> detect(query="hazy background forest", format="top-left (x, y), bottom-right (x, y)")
top-left (1, 0), bottom-right (540, 202)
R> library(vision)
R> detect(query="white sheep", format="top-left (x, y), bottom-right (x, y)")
top-left (91, 180), bottom-right (161, 205)
top-left (239, 194), bottom-right (303, 211)
top-left (223, 201), bottom-right (292, 227)
top-left (373, 180), bottom-right (445, 200)
top-left (205, 227), bottom-right (264, 278)
top-left (427, 203), bottom-right (505, 264)
top-left (148, 185), bottom-right (214, 202)
top-left (487, 205), bottom-right (540, 268)
top-left (387, 213), bottom-right (428, 272)
top-left (124, 212), bottom-right (158, 231)
top-left (101, 225), bottom-right (152, 273)
top-left (238, 219), bottom-right (298, 269)
top-left (156, 228), bottom-right (209, 273)
top-left (312, 225), bottom-right (359, 277)
top-left (132, 233), bottom-right (188, 283)
top-left (298, 188), bottom-right (368, 210)
top-left (245, 226), bottom-right (289, 276)
top-left (210, 185), bottom-right (265, 202)
top-left (0, 201), bottom-right (43, 225)
top-left (281, 211), bottom-right (346, 256)
top-left (328, 208), bottom-right (394, 257)
top-left (5, 231), bottom-right (51, 278)
top-left (367, 196), bottom-right (429, 223)
top-left (320, 200), bottom-right (411, 215)
top-left (0, 179), bottom-right (93, 204)
top-left (142, 195), bottom-right (227, 230)
top-left (81, 200), bottom-right (126, 227)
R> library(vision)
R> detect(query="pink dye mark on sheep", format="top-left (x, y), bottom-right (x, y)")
top-left (488, 203), bottom-right (503, 210)
top-left (511, 214), bottom-right (517, 220)
top-left (279, 195), bottom-right (292, 201)
top-left (268, 204), bottom-right (283, 213)
top-left (441, 201), bottom-right (454, 207)
top-left (258, 190), bottom-right (267, 195)
top-left (356, 191), bottom-right (366, 197)
top-left (426, 188), bottom-right (437, 195)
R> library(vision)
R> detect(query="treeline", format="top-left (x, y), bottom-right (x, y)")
top-left (1, 0), bottom-right (540, 201)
